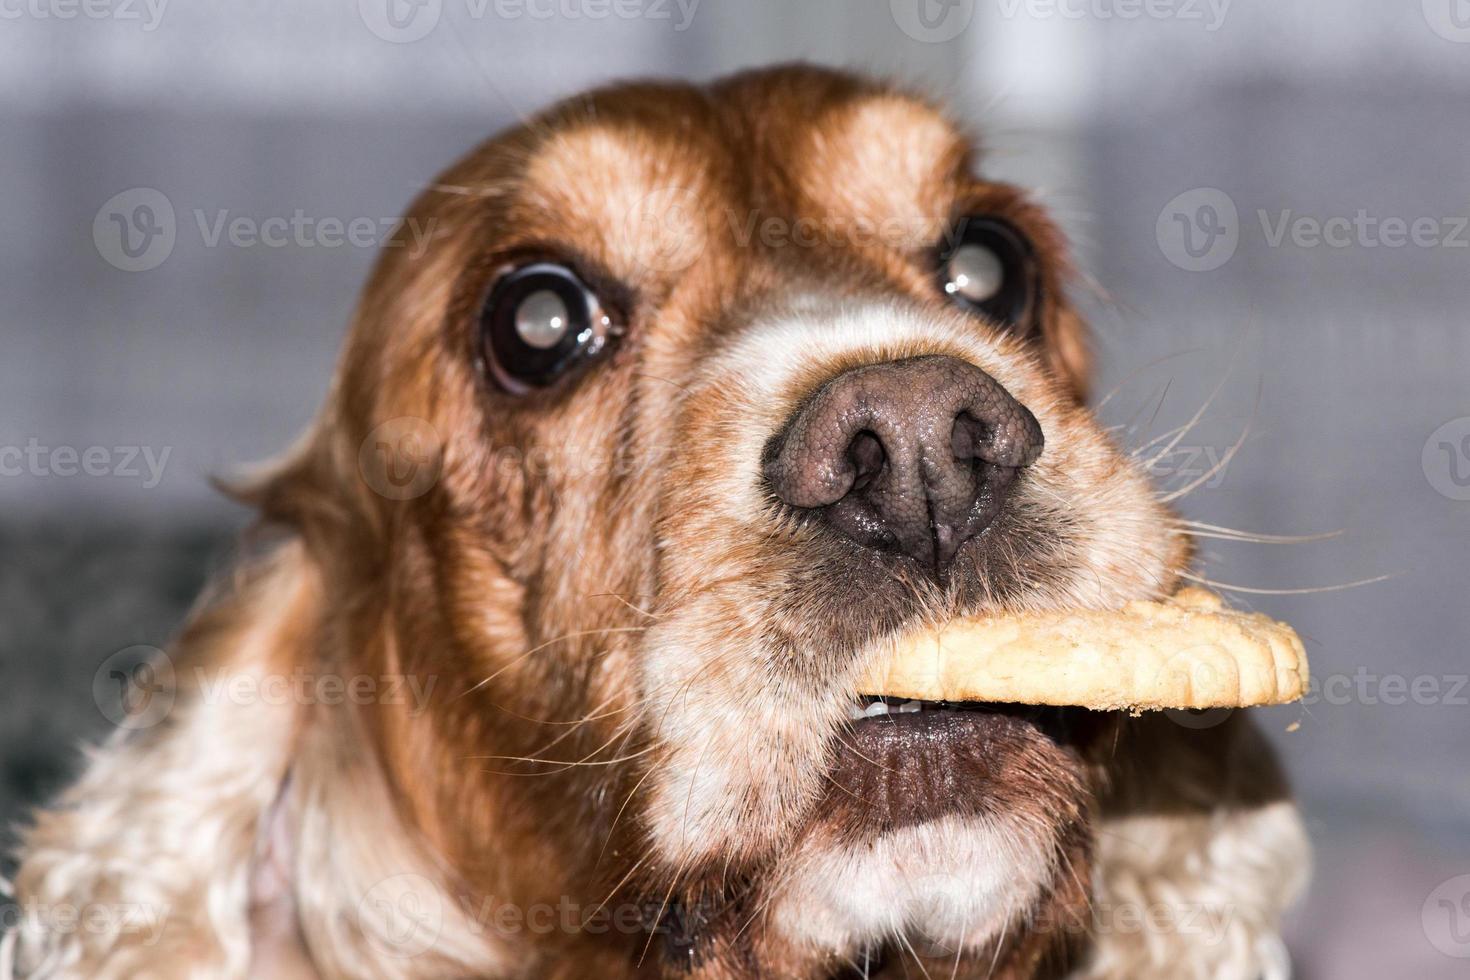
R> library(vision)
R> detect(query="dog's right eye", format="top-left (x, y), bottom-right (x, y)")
top-left (937, 217), bottom-right (1037, 333)
top-left (480, 262), bottom-right (619, 393)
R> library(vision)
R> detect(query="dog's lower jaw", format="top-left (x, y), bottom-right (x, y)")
top-left (642, 815), bottom-right (1092, 980)
top-left (766, 815), bottom-right (1064, 961)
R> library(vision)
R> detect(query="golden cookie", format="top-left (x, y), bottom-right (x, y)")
top-left (856, 588), bottom-right (1309, 711)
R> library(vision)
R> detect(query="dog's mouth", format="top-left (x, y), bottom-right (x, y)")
top-left (816, 590), bottom-right (1307, 833)
top-left (823, 696), bottom-right (1099, 833)
top-left (844, 695), bottom-right (1083, 742)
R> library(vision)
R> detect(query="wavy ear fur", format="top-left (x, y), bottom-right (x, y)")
top-left (9, 541), bottom-right (315, 977)
top-left (1082, 713), bottom-right (1311, 980)
top-left (5, 533), bottom-right (509, 979)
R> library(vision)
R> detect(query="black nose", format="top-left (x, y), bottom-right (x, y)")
top-left (763, 355), bottom-right (1043, 577)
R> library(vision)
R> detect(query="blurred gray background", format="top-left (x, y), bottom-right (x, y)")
top-left (2, 1), bottom-right (1467, 975)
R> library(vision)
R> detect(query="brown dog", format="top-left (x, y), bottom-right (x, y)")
top-left (11, 66), bottom-right (1308, 979)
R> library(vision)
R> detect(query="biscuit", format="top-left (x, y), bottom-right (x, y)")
top-left (856, 588), bottom-right (1309, 711)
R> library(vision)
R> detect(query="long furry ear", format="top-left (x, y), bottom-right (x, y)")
top-left (8, 523), bottom-right (512, 978)
top-left (1081, 713), bottom-right (1311, 980)
top-left (8, 539), bottom-right (320, 978)
top-left (1045, 305), bottom-right (1093, 405)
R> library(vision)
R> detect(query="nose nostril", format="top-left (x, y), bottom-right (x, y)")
top-left (847, 430), bottom-right (886, 492)
top-left (950, 412), bottom-right (988, 461)
top-left (765, 355), bottom-right (1042, 579)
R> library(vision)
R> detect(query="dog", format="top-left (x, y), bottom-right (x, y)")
top-left (9, 65), bottom-right (1308, 979)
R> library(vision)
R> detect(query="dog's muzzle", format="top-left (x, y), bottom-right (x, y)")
top-left (763, 355), bottom-right (1043, 577)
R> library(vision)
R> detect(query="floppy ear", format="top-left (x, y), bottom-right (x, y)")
top-left (9, 540), bottom-right (318, 977)
top-left (1044, 304), bottom-right (1093, 405)
top-left (1082, 713), bottom-right (1310, 980)
top-left (8, 522), bottom-right (509, 978)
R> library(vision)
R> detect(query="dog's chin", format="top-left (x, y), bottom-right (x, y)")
top-left (768, 813), bottom-right (1058, 962)
top-left (762, 702), bottom-right (1095, 954)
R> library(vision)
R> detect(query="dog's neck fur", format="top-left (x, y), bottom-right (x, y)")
top-left (12, 536), bottom-right (1308, 978)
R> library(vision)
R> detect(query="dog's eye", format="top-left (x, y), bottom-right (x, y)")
top-left (480, 262), bottom-right (617, 392)
top-left (938, 218), bottom-right (1036, 330)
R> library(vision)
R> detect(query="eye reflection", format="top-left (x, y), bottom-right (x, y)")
top-left (514, 289), bottom-right (571, 349)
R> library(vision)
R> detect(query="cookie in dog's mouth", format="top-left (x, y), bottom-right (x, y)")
top-left (825, 590), bottom-right (1309, 829)
top-left (855, 588), bottom-right (1309, 713)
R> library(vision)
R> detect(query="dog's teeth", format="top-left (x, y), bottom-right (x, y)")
top-left (848, 700), bottom-right (894, 720)
top-left (847, 698), bottom-right (930, 720)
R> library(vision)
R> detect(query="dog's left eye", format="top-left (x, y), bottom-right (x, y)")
top-left (938, 218), bottom-right (1036, 330)
top-left (480, 262), bottom-right (618, 392)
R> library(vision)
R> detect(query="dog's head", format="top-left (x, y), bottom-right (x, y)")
top-left (269, 64), bottom-right (1198, 972)
top-left (14, 66), bottom-right (1308, 980)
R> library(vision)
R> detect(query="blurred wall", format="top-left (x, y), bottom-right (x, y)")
top-left (2, 2), bottom-right (1468, 975)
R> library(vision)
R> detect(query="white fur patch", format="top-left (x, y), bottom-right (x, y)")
top-left (769, 814), bottom-right (1054, 958)
top-left (1083, 800), bottom-right (1310, 980)
top-left (701, 298), bottom-right (1047, 529)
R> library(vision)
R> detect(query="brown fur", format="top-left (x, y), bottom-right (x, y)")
top-left (10, 66), bottom-right (1306, 980)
